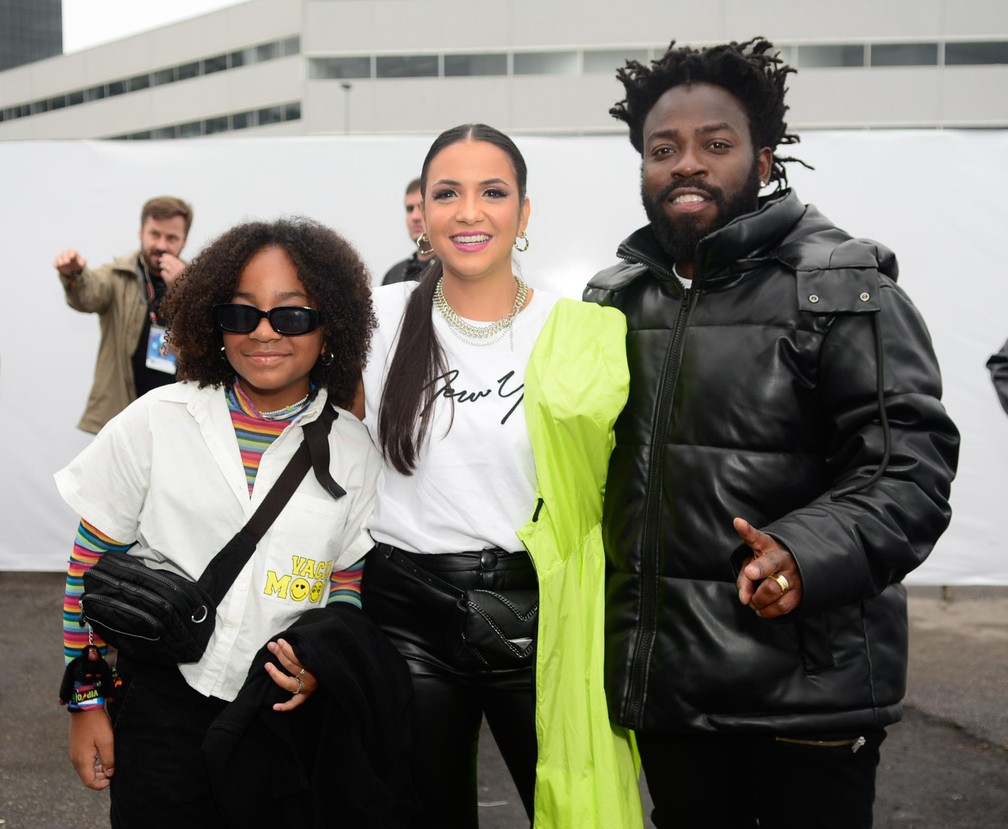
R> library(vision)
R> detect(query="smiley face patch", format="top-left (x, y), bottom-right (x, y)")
top-left (263, 556), bottom-right (334, 604)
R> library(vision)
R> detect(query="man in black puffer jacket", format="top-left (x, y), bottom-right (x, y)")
top-left (584, 38), bottom-right (959, 829)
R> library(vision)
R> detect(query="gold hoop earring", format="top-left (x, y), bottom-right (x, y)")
top-left (416, 233), bottom-right (434, 256)
top-left (514, 233), bottom-right (529, 253)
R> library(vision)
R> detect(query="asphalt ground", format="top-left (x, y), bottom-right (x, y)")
top-left (1, 573), bottom-right (1006, 828)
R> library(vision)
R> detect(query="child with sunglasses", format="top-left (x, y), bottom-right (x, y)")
top-left (54, 218), bottom-right (385, 826)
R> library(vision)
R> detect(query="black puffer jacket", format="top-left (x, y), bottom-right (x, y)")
top-left (584, 190), bottom-right (959, 735)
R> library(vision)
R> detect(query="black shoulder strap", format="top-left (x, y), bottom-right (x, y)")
top-left (197, 401), bottom-right (344, 605)
top-left (303, 401), bottom-right (346, 501)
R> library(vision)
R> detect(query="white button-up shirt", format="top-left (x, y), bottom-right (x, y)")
top-left (55, 382), bottom-right (380, 700)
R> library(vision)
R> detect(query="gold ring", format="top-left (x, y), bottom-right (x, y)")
top-left (294, 675), bottom-right (304, 695)
top-left (773, 573), bottom-right (790, 595)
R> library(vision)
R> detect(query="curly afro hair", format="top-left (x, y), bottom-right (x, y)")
top-left (610, 37), bottom-right (806, 187)
top-left (161, 217), bottom-right (375, 410)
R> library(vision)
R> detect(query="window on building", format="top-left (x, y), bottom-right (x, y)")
top-left (231, 111), bottom-right (252, 130)
top-left (177, 61), bottom-right (200, 80)
top-left (107, 80), bottom-right (127, 97)
top-left (202, 54), bottom-right (228, 75)
top-left (204, 116), bottom-right (229, 134)
top-left (258, 105), bottom-right (284, 125)
top-left (376, 55), bottom-right (438, 78)
top-left (256, 42), bottom-right (280, 63)
top-left (583, 49), bottom-right (647, 74)
top-left (151, 67), bottom-right (175, 86)
top-left (280, 36), bottom-right (300, 57)
top-left (871, 43), bottom-right (938, 66)
top-left (284, 102), bottom-right (301, 121)
top-left (797, 44), bottom-right (865, 68)
top-left (84, 85), bottom-right (107, 102)
top-left (66, 90), bottom-right (85, 106)
top-left (152, 126), bottom-right (176, 139)
top-left (513, 51), bottom-right (578, 75)
top-left (230, 47), bottom-right (255, 68)
top-left (128, 74), bottom-right (151, 91)
top-left (309, 57), bottom-right (371, 79)
top-left (444, 53), bottom-right (507, 77)
top-left (177, 120), bottom-right (203, 137)
top-left (946, 41), bottom-right (1008, 65)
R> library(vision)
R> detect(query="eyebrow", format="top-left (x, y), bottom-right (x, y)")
top-left (647, 122), bottom-right (740, 142)
top-left (432, 177), bottom-right (511, 188)
top-left (232, 289), bottom-right (308, 301)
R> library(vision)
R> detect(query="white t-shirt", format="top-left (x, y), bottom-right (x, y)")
top-left (363, 281), bottom-right (560, 553)
top-left (54, 383), bottom-right (381, 700)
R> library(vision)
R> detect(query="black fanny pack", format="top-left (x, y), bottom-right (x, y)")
top-left (378, 544), bottom-right (539, 671)
top-left (79, 402), bottom-right (344, 665)
top-left (80, 553), bottom-right (215, 664)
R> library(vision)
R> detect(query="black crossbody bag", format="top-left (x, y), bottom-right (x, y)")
top-left (80, 402), bottom-right (345, 665)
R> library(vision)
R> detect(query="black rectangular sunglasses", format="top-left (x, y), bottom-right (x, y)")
top-left (213, 304), bottom-right (321, 336)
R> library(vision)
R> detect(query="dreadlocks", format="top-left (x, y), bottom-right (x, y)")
top-left (611, 37), bottom-right (805, 187)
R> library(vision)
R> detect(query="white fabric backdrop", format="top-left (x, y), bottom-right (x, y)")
top-left (1, 132), bottom-right (1005, 582)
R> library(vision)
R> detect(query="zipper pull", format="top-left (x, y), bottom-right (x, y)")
top-left (532, 498), bottom-right (544, 522)
top-left (852, 736), bottom-right (866, 754)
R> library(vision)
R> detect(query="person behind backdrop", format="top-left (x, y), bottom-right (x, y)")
top-left (382, 177), bottom-right (437, 285)
top-left (584, 38), bottom-right (960, 828)
top-left (54, 218), bottom-right (381, 827)
top-left (359, 124), bottom-right (643, 828)
top-left (53, 196), bottom-right (193, 433)
top-left (986, 337), bottom-right (1008, 415)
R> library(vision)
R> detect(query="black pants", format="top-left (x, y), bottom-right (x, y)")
top-left (107, 657), bottom-right (227, 828)
top-left (636, 729), bottom-right (886, 829)
top-left (361, 544), bottom-right (538, 829)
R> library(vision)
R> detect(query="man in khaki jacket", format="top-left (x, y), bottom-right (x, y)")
top-left (54, 196), bottom-right (192, 433)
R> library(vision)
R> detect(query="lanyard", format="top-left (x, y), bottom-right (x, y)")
top-left (137, 256), bottom-right (162, 326)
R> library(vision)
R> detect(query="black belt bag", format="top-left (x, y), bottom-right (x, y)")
top-left (378, 544), bottom-right (539, 671)
top-left (80, 402), bottom-right (345, 665)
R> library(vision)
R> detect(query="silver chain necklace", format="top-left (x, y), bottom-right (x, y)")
top-left (259, 391), bottom-right (312, 420)
top-left (433, 275), bottom-right (529, 348)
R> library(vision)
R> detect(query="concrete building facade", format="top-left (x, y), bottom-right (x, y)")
top-left (1, 0), bottom-right (1007, 140)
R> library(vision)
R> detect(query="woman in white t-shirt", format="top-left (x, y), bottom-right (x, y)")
top-left (360, 125), bottom-right (642, 827)
top-left (55, 218), bottom-right (382, 827)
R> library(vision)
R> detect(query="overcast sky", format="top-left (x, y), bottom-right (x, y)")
top-left (62, 0), bottom-right (245, 53)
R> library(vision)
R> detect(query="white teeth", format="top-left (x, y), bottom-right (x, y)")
top-left (454, 234), bottom-right (490, 243)
top-left (673, 193), bottom-right (705, 204)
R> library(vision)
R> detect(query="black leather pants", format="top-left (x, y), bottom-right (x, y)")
top-left (361, 544), bottom-right (538, 828)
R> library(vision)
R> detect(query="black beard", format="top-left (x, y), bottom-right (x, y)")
top-left (642, 164), bottom-right (762, 267)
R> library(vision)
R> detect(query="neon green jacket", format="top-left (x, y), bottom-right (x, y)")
top-left (518, 298), bottom-right (643, 828)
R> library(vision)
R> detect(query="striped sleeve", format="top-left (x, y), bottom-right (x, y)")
top-left (64, 520), bottom-right (134, 664)
top-left (327, 557), bottom-right (364, 609)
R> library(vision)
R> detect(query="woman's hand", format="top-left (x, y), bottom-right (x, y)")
top-left (264, 637), bottom-right (318, 712)
top-left (68, 708), bottom-right (114, 790)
